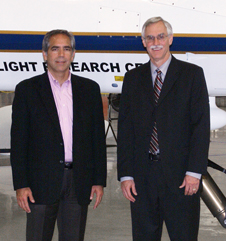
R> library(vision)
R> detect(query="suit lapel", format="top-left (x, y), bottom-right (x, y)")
top-left (139, 61), bottom-right (155, 106)
top-left (71, 75), bottom-right (85, 143)
top-left (71, 75), bottom-right (83, 123)
top-left (36, 73), bottom-right (62, 137)
top-left (158, 56), bottom-right (180, 105)
top-left (71, 75), bottom-right (85, 165)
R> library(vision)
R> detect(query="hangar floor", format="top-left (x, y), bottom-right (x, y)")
top-left (1, 105), bottom-right (226, 240)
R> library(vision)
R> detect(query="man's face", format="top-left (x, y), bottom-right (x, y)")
top-left (142, 21), bottom-right (173, 67)
top-left (43, 34), bottom-right (75, 76)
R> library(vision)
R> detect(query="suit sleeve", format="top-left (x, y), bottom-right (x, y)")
top-left (10, 83), bottom-right (30, 190)
top-left (117, 72), bottom-right (135, 180)
top-left (188, 67), bottom-right (210, 174)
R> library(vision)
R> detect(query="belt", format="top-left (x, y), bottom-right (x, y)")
top-left (149, 153), bottom-right (161, 161)
top-left (64, 162), bottom-right (73, 169)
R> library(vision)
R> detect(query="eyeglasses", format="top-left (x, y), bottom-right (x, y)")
top-left (144, 33), bottom-right (168, 43)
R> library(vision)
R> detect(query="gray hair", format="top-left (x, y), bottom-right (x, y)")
top-left (141, 16), bottom-right (173, 38)
top-left (42, 29), bottom-right (76, 53)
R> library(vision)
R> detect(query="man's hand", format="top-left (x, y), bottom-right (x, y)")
top-left (16, 187), bottom-right (35, 213)
top-left (121, 180), bottom-right (137, 202)
top-left (179, 175), bottom-right (200, 195)
top-left (90, 185), bottom-right (104, 209)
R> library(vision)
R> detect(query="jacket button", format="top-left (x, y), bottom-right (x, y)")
top-left (59, 160), bottom-right (64, 164)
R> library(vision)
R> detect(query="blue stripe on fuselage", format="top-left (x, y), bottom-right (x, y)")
top-left (0, 33), bottom-right (226, 52)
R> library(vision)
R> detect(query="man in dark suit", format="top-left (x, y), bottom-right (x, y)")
top-left (117, 17), bottom-right (210, 241)
top-left (10, 29), bottom-right (106, 241)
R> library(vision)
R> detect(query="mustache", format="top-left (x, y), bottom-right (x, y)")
top-left (150, 45), bottom-right (163, 50)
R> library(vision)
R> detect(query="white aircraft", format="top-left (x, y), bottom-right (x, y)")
top-left (1, 0), bottom-right (226, 150)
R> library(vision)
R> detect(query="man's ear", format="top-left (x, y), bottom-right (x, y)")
top-left (42, 51), bottom-right (47, 62)
top-left (142, 37), bottom-right (147, 48)
top-left (169, 34), bottom-right (173, 46)
top-left (71, 50), bottom-right (76, 62)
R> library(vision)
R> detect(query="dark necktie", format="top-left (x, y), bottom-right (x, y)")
top-left (149, 69), bottom-right (163, 154)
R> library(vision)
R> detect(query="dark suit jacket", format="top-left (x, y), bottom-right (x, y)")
top-left (117, 56), bottom-right (210, 193)
top-left (10, 72), bottom-right (106, 205)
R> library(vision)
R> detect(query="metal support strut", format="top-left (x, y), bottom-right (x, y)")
top-left (201, 159), bottom-right (226, 228)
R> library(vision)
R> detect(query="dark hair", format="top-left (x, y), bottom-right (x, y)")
top-left (42, 29), bottom-right (75, 53)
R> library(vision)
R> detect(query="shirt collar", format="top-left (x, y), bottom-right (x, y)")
top-left (150, 54), bottom-right (172, 77)
top-left (48, 71), bottom-right (71, 87)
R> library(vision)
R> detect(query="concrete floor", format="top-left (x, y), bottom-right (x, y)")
top-left (1, 92), bottom-right (226, 240)
top-left (0, 125), bottom-right (226, 240)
